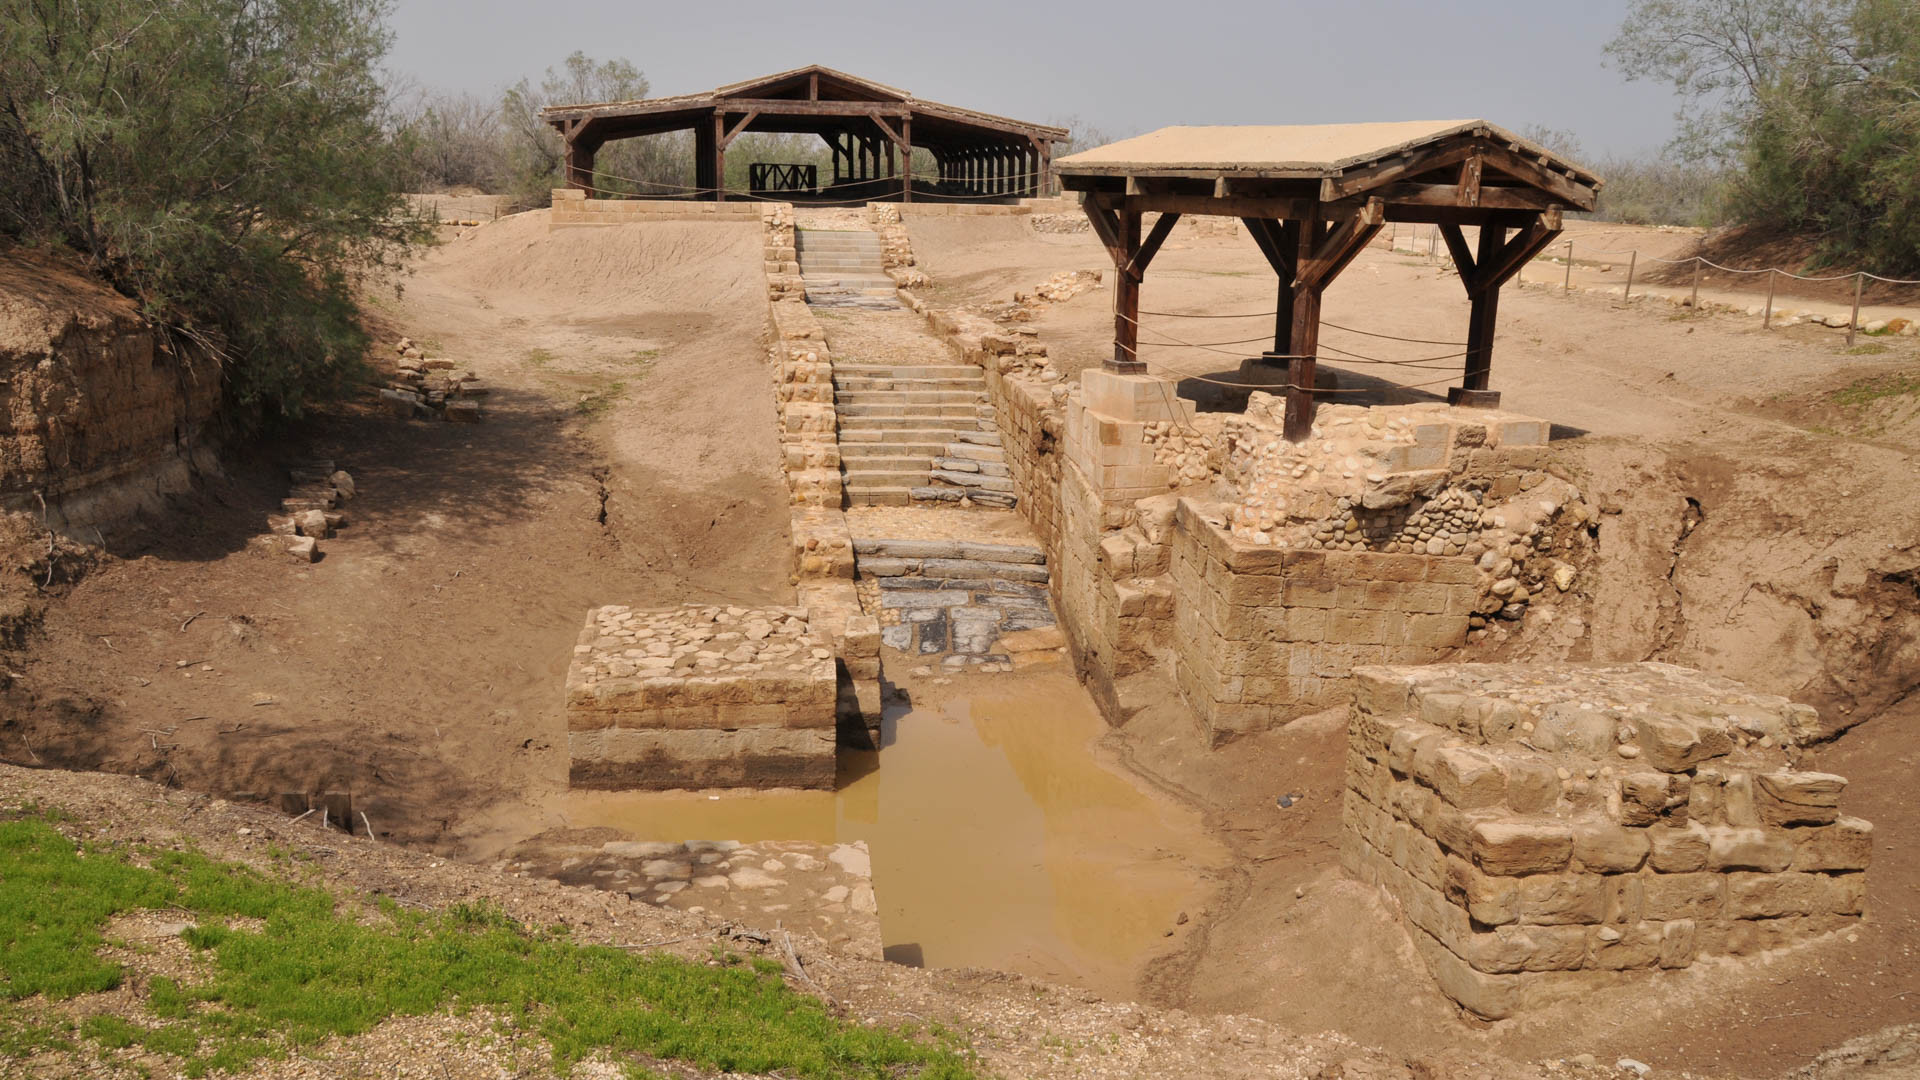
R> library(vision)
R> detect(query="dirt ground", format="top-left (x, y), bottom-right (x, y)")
top-left (2, 210), bottom-right (1919, 1077)
top-left (1, 212), bottom-right (793, 850)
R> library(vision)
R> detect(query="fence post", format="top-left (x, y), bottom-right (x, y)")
top-left (1623, 250), bottom-right (1637, 301)
top-left (1563, 240), bottom-right (1573, 292)
top-left (1763, 269), bottom-right (1776, 329)
top-left (1848, 273), bottom-right (1863, 348)
top-left (1690, 258), bottom-right (1702, 311)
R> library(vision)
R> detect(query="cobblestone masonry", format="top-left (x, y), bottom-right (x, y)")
top-left (1342, 662), bottom-right (1869, 1020)
top-left (565, 605), bottom-right (837, 789)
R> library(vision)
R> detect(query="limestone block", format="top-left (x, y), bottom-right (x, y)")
top-left (1514, 873), bottom-right (1606, 925)
top-left (1755, 772), bottom-right (1846, 826)
top-left (1472, 821), bottom-right (1572, 876)
top-left (1789, 817), bottom-right (1874, 872)
top-left (1706, 827), bottom-right (1795, 873)
top-left (1505, 760), bottom-right (1562, 814)
top-left (1658, 919), bottom-right (1698, 968)
top-left (1428, 747), bottom-right (1507, 809)
top-left (1638, 714), bottom-right (1735, 772)
top-left (1641, 872), bottom-right (1725, 920)
top-left (1648, 824), bottom-right (1710, 872)
top-left (1591, 921), bottom-right (1662, 970)
top-left (1571, 821), bottom-right (1649, 872)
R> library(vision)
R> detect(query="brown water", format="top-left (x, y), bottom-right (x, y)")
top-left (558, 672), bottom-right (1225, 997)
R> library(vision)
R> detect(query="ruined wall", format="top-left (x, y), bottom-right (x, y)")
top-left (1342, 662), bottom-right (1870, 1020)
top-left (1, 251), bottom-right (221, 533)
top-left (565, 604), bottom-right (838, 789)
top-left (549, 189), bottom-right (761, 229)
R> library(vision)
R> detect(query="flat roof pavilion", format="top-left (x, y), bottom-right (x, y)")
top-left (542, 65), bottom-right (1069, 204)
top-left (1057, 121), bottom-right (1602, 439)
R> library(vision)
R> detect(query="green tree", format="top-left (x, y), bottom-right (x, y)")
top-left (0, 0), bottom-right (431, 422)
top-left (1609, 0), bottom-right (1920, 272)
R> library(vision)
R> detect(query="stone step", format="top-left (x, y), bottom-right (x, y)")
top-left (843, 469), bottom-right (931, 488)
top-left (834, 390), bottom-right (985, 406)
top-left (835, 364), bottom-right (979, 379)
top-left (944, 442), bottom-right (1005, 462)
top-left (796, 232), bottom-right (881, 244)
top-left (862, 557), bottom-right (1050, 583)
top-left (930, 469), bottom-right (1015, 492)
top-left (837, 427), bottom-right (970, 444)
top-left (933, 456), bottom-right (1010, 478)
top-left (839, 403), bottom-right (985, 419)
top-left (954, 430), bottom-right (1003, 447)
top-left (834, 377), bottom-right (984, 392)
top-left (839, 414), bottom-right (986, 431)
top-left (800, 259), bottom-right (886, 271)
top-left (838, 443), bottom-right (945, 460)
top-left (909, 486), bottom-right (1017, 509)
top-left (844, 487), bottom-right (915, 507)
top-left (852, 538), bottom-right (1047, 565)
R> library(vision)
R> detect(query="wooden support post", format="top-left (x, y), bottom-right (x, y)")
top-left (1564, 240), bottom-right (1573, 291)
top-left (564, 136), bottom-right (599, 194)
top-left (1039, 142), bottom-right (1052, 197)
top-left (1443, 211), bottom-right (1562, 396)
top-left (1083, 197), bottom-right (1179, 374)
top-left (900, 117), bottom-right (912, 201)
top-left (1285, 221), bottom-right (1321, 441)
top-left (1463, 223), bottom-right (1504, 391)
top-left (1623, 249), bottom-right (1636, 300)
top-left (1764, 269), bottom-right (1776, 329)
top-left (1690, 258), bottom-right (1702, 311)
top-left (713, 113), bottom-right (727, 202)
top-left (1848, 273), bottom-right (1863, 347)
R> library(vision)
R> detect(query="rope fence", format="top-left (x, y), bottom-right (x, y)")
top-left (568, 164), bottom-right (1052, 207)
top-left (1380, 223), bottom-right (1920, 347)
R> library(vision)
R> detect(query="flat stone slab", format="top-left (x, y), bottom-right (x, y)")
top-left (506, 835), bottom-right (881, 960)
top-left (853, 538), bottom-right (1047, 564)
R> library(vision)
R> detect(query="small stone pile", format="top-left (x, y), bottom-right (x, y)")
top-left (380, 338), bottom-right (486, 422)
top-left (266, 461), bottom-right (355, 563)
top-left (1143, 420), bottom-right (1216, 486)
top-left (1018, 269), bottom-right (1103, 305)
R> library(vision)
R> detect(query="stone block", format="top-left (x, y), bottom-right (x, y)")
top-left (1571, 821), bottom-right (1648, 873)
top-left (1428, 747), bottom-right (1507, 809)
top-left (1726, 871), bottom-right (1859, 918)
top-left (1590, 921), bottom-right (1661, 970)
top-left (1647, 825), bottom-right (1710, 872)
top-left (1505, 760), bottom-right (1562, 814)
top-left (1515, 873), bottom-right (1607, 926)
top-left (1658, 919), bottom-right (1698, 969)
top-left (1789, 817), bottom-right (1874, 872)
top-left (1755, 771), bottom-right (1846, 826)
top-left (1472, 821), bottom-right (1572, 876)
top-left (1707, 827), bottom-right (1795, 873)
top-left (1641, 872), bottom-right (1724, 920)
top-left (1409, 925), bottom-right (1523, 1020)
top-left (1638, 714), bottom-right (1734, 772)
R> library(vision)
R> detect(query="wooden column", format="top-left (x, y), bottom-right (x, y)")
top-left (1038, 141), bottom-right (1052, 197)
top-left (564, 136), bottom-right (599, 194)
top-left (1439, 209), bottom-right (1563, 400)
top-left (901, 117), bottom-right (913, 201)
top-left (694, 120), bottom-right (716, 198)
top-left (1084, 196), bottom-right (1181, 374)
top-left (1286, 207), bottom-right (1326, 439)
top-left (712, 112), bottom-right (727, 202)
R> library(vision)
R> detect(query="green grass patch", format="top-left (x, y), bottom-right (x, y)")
top-left (576, 381), bottom-right (627, 418)
top-left (526, 348), bottom-right (558, 368)
top-left (0, 815), bottom-right (974, 1079)
top-left (1844, 343), bottom-right (1892, 356)
top-left (1832, 371), bottom-right (1920, 405)
top-left (629, 349), bottom-right (660, 363)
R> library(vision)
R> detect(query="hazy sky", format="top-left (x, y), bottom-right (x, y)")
top-left (387, 0), bottom-right (1681, 160)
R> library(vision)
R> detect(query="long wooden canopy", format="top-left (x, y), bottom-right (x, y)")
top-left (542, 65), bottom-right (1069, 203)
top-left (1056, 121), bottom-right (1602, 439)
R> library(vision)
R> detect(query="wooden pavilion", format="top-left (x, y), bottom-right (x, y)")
top-left (541, 65), bottom-right (1068, 204)
top-left (1055, 121), bottom-right (1601, 439)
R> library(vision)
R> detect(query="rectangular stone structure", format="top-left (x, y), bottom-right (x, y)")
top-left (566, 604), bottom-right (837, 790)
top-left (1341, 662), bottom-right (1869, 1019)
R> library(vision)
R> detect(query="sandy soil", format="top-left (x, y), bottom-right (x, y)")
top-left (0, 211), bottom-right (791, 851)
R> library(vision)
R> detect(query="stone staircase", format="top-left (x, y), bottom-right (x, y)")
top-left (796, 229), bottom-right (898, 310)
top-left (835, 364), bottom-right (1016, 508)
top-left (855, 537), bottom-right (1058, 667)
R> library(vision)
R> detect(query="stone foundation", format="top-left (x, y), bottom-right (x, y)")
top-left (549, 189), bottom-right (760, 228)
top-left (1341, 662), bottom-right (1870, 1019)
top-left (566, 605), bottom-right (838, 789)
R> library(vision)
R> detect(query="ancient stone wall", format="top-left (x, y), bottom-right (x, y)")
top-left (566, 605), bottom-right (838, 789)
top-left (1170, 501), bottom-right (1480, 740)
top-left (548, 189), bottom-right (761, 229)
top-left (761, 203), bottom-right (804, 301)
top-left (1342, 662), bottom-right (1870, 1019)
top-left (1, 252), bottom-right (222, 533)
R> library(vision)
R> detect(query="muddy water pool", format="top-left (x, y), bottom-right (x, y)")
top-left (558, 672), bottom-right (1224, 998)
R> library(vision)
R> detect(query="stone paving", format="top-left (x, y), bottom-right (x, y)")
top-left (505, 834), bottom-right (882, 959)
